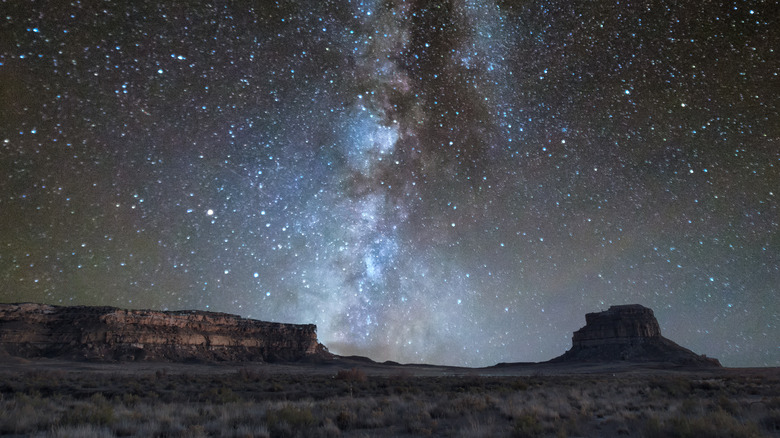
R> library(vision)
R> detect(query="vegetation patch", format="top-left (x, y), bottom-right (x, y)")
top-left (0, 368), bottom-right (776, 437)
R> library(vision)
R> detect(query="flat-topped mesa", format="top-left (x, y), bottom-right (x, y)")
top-left (572, 304), bottom-right (661, 347)
top-left (0, 303), bottom-right (330, 362)
top-left (553, 304), bottom-right (721, 367)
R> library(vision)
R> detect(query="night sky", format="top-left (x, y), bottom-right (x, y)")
top-left (1, 0), bottom-right (777, 367)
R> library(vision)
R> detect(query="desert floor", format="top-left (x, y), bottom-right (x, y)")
top-left (0, 357), bottom-right (778, 437)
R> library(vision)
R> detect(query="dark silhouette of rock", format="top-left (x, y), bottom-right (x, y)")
top-left (0, 303), bottom-right (330, 362)
top-left (573, 304), bottom-right (661, 345)
top-left (552, 304), bottom-right (721, 367)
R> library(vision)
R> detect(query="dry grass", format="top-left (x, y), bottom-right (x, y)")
top-left (0, 367), bottom-right (777, 437)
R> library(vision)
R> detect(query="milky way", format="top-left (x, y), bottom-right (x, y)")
top-left (1, 0), bottom-right (777, 367)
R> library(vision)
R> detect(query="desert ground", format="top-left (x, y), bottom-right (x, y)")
top-left (0, 357), bottom-right (778, 437)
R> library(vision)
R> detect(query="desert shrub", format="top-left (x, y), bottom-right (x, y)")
top-left (183, 424), bottom-right (208, 437)
top-left (56, 393), bottom-right (115, 428)
top-left (336, 409), bottom-right (357, 429)
top-left (643, 410), bottom-right (763, 438)
top-left (237, 367), bottom-right (266, 382)
top-left (335, 368), bottom-right (367, 382)
top-left (679, 397), bottom-right (701, 415)
top-left (558, 416), bottom-right (585, 438)
top-left (693, 379), bottom-right (722, 392)
top-left (49, 424), bottom-right (115, 438)
top-left (201, 386), bottom-right (241, 404)
top-left (767, 397), bottom-right (780, 411)
top-left (717, 394), bottom-right (741, 415)
top-left (642, 415), bottom-right (665, 438)
top-left (512, 412), bottom-right (542, 438)
top-left (429, 399), bottom-right (459, 419)
top-left (762, 409), bottom-right (780, 433)
top-left (112, 416), bottom-right (144, 437)
top-left (651, 377), bottom-right (692, 398)
top-left (119, 392), bottom-right (141, 407)
top-left (510, 379), bottom-right (530, 392)
top-left (397, 400), bottom-right (436, 435)
top-left (267, 381), bottom-right (285, 392)
top-left (460, 412), bottom-right (502, 438)
top-left (0, 397), bottom-right (58, 434)
top-left (61, 402), bottom-right (115, 426)
top-left (232, 424), bottom-right (270, 438)
top-left (431, 394), bottom-right (491, 419)
top-left (318, 418), bottom-right (341, 437)
top-left (364, 406), bottom-right (388, 429)
top-left (266, 403), bottom-right (316, 437)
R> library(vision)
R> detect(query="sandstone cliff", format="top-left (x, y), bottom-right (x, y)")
top-left (0, 303), bottom-right (330, 362)
top-left (553, 304), bottom-right (720, 367)
top-left (572, 304), bottom-right (661, 346)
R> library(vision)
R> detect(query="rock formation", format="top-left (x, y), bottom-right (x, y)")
top-left (0, 303), bottom-right (330, 362)
top-left (552, 304), bottom-right (720, 366)
top-left (572, 304), bottom-right (661, 346)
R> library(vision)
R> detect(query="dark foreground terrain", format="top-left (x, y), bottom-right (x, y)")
top-left (0, 358), bottom-right (778, 437)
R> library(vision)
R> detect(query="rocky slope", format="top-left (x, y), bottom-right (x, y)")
top-left (552, 304), bottom-right (720, 367)
top-left (0, 303), bottom-right (330, 362)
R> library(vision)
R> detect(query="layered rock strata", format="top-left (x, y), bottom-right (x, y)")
top-left (572, 304), bottom-right (661, 346)
top-left (0, 303), bottom-right (329, 362)
top-left (553, 304), bottom-right (720, 367)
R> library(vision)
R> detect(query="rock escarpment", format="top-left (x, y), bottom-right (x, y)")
top-left (0, 303), bottom-right (330, 362)
top-left (572, 304), bottom-right (661, 346)
top-left (553, 304), bottom-right (720, 367)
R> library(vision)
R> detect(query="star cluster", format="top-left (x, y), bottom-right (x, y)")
top-left (1, 0), bottom-right (777, 367)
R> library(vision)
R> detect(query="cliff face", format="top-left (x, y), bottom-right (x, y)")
top-left (553, 304), bottom-right (720, 367)
top-left (0, 303), bottom-right (330, 362)
top-left (572, 304), bottom-right (661, 346)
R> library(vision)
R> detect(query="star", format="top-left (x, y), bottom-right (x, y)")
top-left (0, 0), bottom-right (777, 367)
